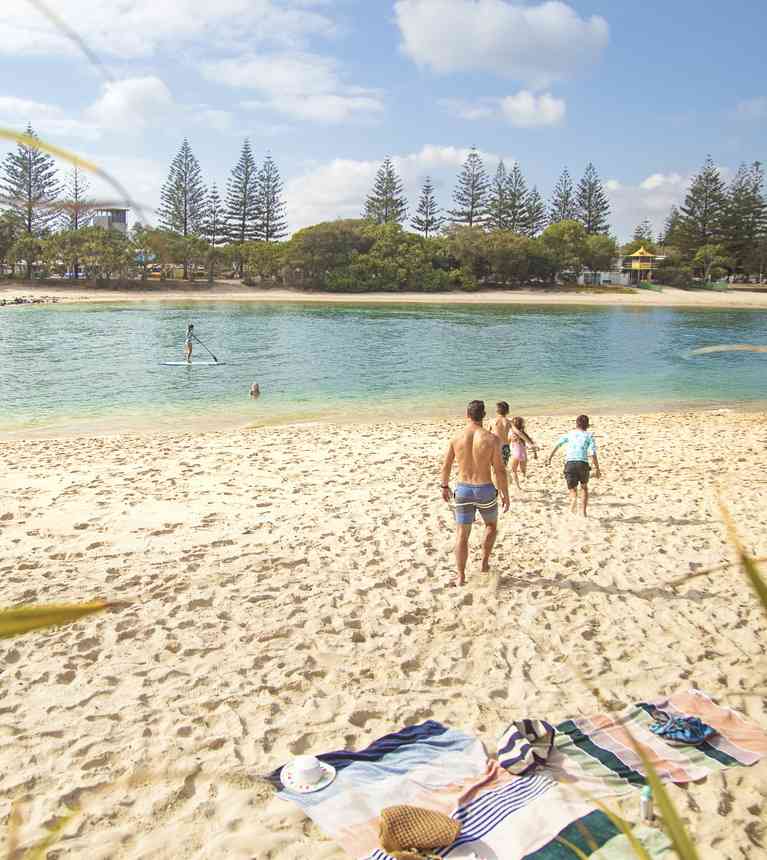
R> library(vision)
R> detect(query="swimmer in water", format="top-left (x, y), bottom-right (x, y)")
top-left (250, 383), bottom-right (261, 399)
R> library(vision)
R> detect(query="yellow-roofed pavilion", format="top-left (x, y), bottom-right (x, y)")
top-left (623, 246), bottom-right (657, 284)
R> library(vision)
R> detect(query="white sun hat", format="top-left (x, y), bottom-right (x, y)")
top-left (280, 755), bottom-right (337, 794)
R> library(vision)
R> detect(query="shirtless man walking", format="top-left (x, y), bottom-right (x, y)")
top-left (440, 400), bottom-right (510, 587)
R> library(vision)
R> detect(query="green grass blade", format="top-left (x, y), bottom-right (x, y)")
top-left (587, 797), bottom-right (652, 860)
top-left (554, 835), bottom-right (591, 858)
top-left (594, 798), bottom-right (652, 860)
top-left (0, 602), bottom-right (116, 639)
top-left (0, 128), bottom-right (99, 172)
top-left (7, 802), bottom-right (22, 858)
top-left (573, 818), bottom-right (599, 852)
top-left (741, 553), bottom-right (767, 619)
top-left (23, 807), bottom-right (79, 860)
top-left (576, 673), bottom-right (697, 859)
top-left (719, 502), bottom-right (767, 622)
top-left (669, 555), bottom-right (767, 587)
top-left (0, 128), bottom-right (145, 221)
top-left (554, 762), bottom-right (652, 860)
top-left (625, 739), bottom-right (701, 859)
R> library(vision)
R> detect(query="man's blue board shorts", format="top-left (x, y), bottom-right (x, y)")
top-left (454, 483), bottom-right (498, 525)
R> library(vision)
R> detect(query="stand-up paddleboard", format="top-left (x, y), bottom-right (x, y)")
top-left (161, 361), bottom-right (225, 366)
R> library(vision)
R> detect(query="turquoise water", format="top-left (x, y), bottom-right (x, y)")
top-left (1, 301), bottom-right (766, 435)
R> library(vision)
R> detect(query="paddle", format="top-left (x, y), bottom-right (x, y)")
top-left (192, 333), bottom-right (218, 363)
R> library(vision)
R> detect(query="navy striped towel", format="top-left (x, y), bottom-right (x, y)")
top-left (498, 719), bottom-right (556, 775)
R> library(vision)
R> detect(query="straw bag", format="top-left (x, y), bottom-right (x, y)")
top-left (379, 805), bottom-right (461, 860)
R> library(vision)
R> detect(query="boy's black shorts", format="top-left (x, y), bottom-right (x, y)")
top-left (564, 461), bottom-right (590, 489)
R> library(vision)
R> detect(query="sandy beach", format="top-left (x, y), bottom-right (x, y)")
top-left (3, 281), bottom-right (767, 310)
top-left (1, 411), bottom-right (766, 858)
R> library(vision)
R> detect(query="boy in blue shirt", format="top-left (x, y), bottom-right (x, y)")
top-left (545, 415), bottom-right (601, 517)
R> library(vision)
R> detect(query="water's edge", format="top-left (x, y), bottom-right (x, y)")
top-left (3, 300), bottom-right (766, 439)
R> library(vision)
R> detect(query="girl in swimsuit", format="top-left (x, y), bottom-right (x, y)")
top-left (510, 416), bottom-right (537, 489)
top-left (185, 323), bottom-right (194, 363)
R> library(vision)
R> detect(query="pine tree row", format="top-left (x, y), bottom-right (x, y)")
top-left (158, 138), bottom-right (287, 247)
top-left (631, 157), bottom-right (767, 278)
top-left (364, 148), bottom-right (611, 239)
top-left (2, 126), bottom-right (766, 281)
top-left (0, 126), bottom-right (288, 251)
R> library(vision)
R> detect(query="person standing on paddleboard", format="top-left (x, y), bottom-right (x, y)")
top-left (185, 323), bottom-right (194, 363)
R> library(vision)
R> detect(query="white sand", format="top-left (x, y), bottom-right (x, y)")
top-left (0, 411), bottom-right (766, 858)
top-left (4, 281), bottom-right (767, 310)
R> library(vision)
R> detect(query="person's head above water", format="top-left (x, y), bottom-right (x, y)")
top-left (496, 401), bottom-right (509, 416)
top-left (467, 400), bottom-right (486, 423)
top-left (576, 414), bottom-right (590, 430)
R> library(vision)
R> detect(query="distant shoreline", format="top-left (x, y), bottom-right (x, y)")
top-left (3, 281), bottom-right (767, 310)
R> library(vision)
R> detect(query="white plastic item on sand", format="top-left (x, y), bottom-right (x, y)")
top-left (640, 785), bottom-right (654, 822)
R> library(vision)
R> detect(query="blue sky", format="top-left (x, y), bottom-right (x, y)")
top-left (0, 0), bottom-right (765, 240)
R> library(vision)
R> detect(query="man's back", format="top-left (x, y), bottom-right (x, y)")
top-left (493, 415), bottom-right (511, 444)
top-left (452, 425), bottom-right (499, 484)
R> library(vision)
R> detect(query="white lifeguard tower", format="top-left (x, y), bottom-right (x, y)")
top-left (91, 207), bottom-right (128, 234)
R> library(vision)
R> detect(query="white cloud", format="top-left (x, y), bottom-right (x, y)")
top-left (286, 158), bottom-right (378, 228)
top-left (734, 97), bottom-right (767, 121)
top-left (286, 144), bottom-right (507, 231)
top-left (85, 77), bottom-right (174, 131)
top-left (82, 154), bottom-right (167, 223)
top-left (0, 96), bottom-right (100, 140)
top-left (204, 52), bottom-right (384, 123)
top-left (441, 91), bottom-right (565, 126)
top-left (500, 91), bottom-right (565, 126)
top-left (397, 144), bottom-right (502, 172)
top-left (612, 166), bottom-right (733, 238)
top-left (242, 93), bottom-right (383, 123)
top-left (606, 172), bottom-right (691, 241)
top-left (639, 172), bottom-right (685, 192)
top-left (0, 0), bottom-right (335, 59)
top-left (438, 99), bottom-right (498, 121)
top-left (1, 78), bottom-right (239, 146)
top-left (395, 0), bottom-right (609, 88)
top-left (194, 109), bottom-right (236, 133)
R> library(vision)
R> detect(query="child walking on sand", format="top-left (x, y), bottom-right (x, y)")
top-left (492, 402), bottom-right (513, 466)
top-left (509, 416), bottom-right (537, 489)
top-left (545, 414), bottom-right (601, 517)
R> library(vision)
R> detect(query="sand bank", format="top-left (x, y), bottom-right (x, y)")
top-left (0, 411), bottom-right (766, 857)
top-left (3, 280), bottom-right (767, 310)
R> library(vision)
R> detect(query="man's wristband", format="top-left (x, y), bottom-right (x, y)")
top-left (440, 484), bottom-right (449, 489)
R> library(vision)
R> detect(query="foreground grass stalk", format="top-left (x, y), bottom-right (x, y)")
top-left (554, 835), bottom-right (591, 859)
top-left (718, 502), bottom-right (767, 620)
top-left (0, 601), bottom-right (120, 639)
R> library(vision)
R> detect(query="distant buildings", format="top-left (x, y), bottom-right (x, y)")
top-left (579, 246), bottom-right (665, 286)
top-left (90, 207), bottom-right (128, 234)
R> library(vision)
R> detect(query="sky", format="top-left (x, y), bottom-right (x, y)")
top-left (0, 0), bottom-right (765, 241)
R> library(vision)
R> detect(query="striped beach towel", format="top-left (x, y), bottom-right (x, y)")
top-left (498, 719), bottom-right (556, 775)
top-left (269, 721), bottom-right (489, 858)
top-left (551, 689), bottom-right (767, 797)
top-left (270, 720), bottom-right (668, 859)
